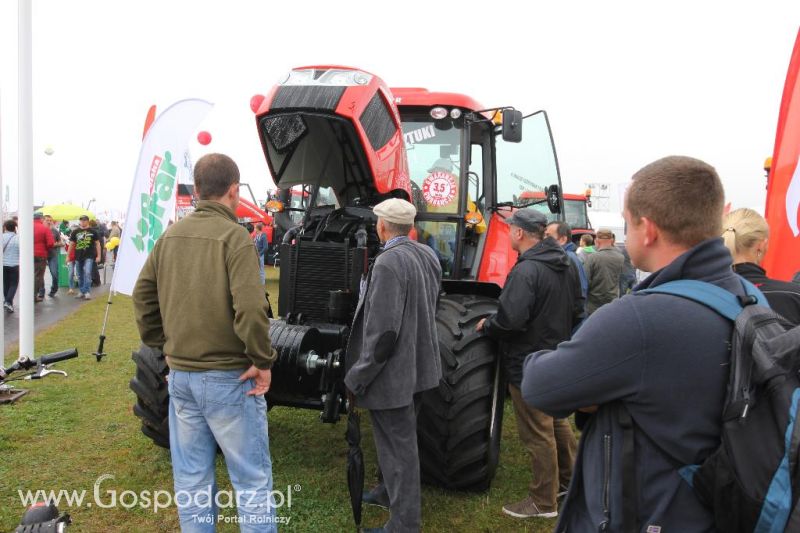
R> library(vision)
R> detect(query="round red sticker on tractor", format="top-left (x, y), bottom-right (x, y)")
top-left (422, 172), bottom-right (457, 207)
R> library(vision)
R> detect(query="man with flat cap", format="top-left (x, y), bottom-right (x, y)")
top-left (476, 208), bottom-right (583, 520)
top-left (345, 198), bottom-right (442, 533)
top-left (584, 227), bottom-right (625, 314)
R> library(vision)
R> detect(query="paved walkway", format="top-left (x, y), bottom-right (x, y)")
top-left (3, 267), bottom-right (112, 354)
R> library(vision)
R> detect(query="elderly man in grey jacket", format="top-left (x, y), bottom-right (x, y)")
top-left (345, 198), bottom-right (442, 533)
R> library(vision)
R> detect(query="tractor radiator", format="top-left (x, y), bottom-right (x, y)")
top-left (278, 240), bottom-right (361, 323)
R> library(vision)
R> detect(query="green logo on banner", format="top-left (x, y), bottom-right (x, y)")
top-left (132, 151), bottom-right (177, 252)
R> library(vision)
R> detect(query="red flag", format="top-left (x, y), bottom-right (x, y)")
top-left (763, 29), bottom-right (800, 281)
top-left (142, 104), bottom-right (157, 140)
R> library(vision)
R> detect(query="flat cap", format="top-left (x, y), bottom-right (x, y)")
top-left (506, 209), bottom-right (548, 232)
top-left (373, 198), bottom-right (416, 225)
top-left (595, 228), bottom-right (615, 239)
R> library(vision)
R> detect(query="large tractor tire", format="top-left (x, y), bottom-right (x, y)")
top-left (130, 344), bottom-right (170, 449)
top-left (418, 294), bottom-right (505, 491)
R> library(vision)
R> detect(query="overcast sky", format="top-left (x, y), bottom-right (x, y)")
top-left (1, 1), bottom-right (798, 221)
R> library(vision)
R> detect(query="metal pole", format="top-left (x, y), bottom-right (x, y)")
top-left (18, 0), bottom-right (34, 360)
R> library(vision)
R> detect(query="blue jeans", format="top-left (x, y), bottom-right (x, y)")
top-left (168, 369), bottom-right (276, 533)
top-left (259, 256), bottom-right (266, 285)
top-left (75, 258), bottom-right (94, 295)
top-left (67, 262), bottom-right (76, 290)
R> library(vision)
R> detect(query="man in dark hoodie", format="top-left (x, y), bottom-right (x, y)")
top-left (546, 220), bottom-right (588, 315)
top-left (523, 155), bottom-right (740, 532)
top-left (476, 209), bottom-right (582, 519)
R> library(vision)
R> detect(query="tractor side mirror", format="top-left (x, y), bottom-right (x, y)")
top-left (546, 184), bottom-right (561, 214)
top-left (502, 109), bottom-right (523, 143)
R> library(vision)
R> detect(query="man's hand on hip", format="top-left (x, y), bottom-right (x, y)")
top-left (240, 365), bottom-right (272, 396)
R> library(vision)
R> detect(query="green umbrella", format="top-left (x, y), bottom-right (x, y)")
top-left (36, 204), bottom-right (96, 221)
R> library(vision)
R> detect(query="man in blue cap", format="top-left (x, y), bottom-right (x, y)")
top-left (476, 208), bottom-right (583, 520)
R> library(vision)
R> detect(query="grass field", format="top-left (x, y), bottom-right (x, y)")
top-left (0, 268), bottom-right (561, 532)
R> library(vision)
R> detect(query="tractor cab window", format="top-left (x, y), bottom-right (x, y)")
top-left (562, 198), bottom-right (589, 230)
top-left (495, 112), bottom-right (560, 207)
top-left (416, 221), bottom-right (458, 277)
top-left (283, 185), bottom-right (339, 225)
top-left (402, 121), bottom-right (462, 215)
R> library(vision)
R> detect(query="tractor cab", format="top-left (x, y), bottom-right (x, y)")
top-left (393, 88), bottom-right (564, 287)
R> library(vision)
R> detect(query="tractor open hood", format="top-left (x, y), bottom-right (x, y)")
top-left (254, 66), bottom-right (411, 206)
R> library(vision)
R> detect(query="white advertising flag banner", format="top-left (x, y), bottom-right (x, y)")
top-left (112, 99), bottom-right (213, 295)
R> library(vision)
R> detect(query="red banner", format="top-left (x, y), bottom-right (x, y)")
top-left (763, 29), bottom-right (800, 281)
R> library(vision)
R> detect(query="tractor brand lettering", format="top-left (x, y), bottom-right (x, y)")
top-left (132, 151), bottom-right (177, 253)
top-left (422, 171), bottom-right (457, 207)
top-left (404, 124), bottom-right (436, 146)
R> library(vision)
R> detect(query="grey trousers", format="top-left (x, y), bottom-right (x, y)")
top-left (370, 401), bottom-right (421, 533)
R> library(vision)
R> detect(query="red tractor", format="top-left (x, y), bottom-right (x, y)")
top-left (131, 66), bottom-right (565, 491)
top-left (176, 182), bottom-right (275, 242)
top-left (519, 189), bottom-right (593, 244)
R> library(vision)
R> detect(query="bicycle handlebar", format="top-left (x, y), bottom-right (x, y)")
top-left (0, 349), bottom-right (78, 381)
top-left (39, 349), bottom-right (79, 366)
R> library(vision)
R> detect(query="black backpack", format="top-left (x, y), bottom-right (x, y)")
top-left (637, 279), bottom-right (800, 532)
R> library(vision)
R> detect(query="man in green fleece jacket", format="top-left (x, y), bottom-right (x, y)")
top-left (133, 153), bottom-right (277, 532)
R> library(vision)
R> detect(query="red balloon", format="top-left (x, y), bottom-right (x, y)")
top-left (197, 131), bottom-right (212, 145)
top-left (250, 94), bottom-right (265, 114)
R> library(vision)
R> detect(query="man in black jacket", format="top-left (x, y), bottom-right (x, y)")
top-left (476, 209), bottom-right (582, 519)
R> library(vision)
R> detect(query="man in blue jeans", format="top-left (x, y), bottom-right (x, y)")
top-left (134, 153), bottom-right (277, 532)
top-left (69, 215), bottom-right (101, 300)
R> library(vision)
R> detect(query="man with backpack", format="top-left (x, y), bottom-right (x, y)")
top-left (522, 156), bottom-right (749, 532)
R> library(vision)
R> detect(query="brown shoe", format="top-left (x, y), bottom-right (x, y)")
top-left (502, 497), bottom-right (558, 519)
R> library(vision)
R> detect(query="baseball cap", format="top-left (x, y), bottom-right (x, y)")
top-left (505, 209), bottom-right (548, 232)
top-left (373, 198), bottom-right (416, 225)
top-left (596, 228), bottom-right (615, 239)
top-left (33, 212), bottom-right (43, 219)
top-left (79, 215), bottom-right (90, 221)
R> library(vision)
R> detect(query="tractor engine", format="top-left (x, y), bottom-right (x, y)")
top-left (267, 205), bottom-right (382, 421)
top-left (248, 66), bottom-right (410, 421)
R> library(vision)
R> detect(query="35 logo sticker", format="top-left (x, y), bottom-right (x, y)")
top-left (422, 171), bottom-right (457, 207)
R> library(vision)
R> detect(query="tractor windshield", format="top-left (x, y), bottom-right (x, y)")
top-left (496, 112), bottom-right (560, 207)
top-left (401, 120), bottom-right (462, 215)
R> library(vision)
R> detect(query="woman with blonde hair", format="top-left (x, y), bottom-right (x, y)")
top-left (722, 207), bottom-right (800, 324)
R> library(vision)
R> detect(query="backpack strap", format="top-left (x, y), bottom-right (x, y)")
top-left (631, 278), bottom-right (770, 500)
top-left (638, 277), bottom-right (769, 321)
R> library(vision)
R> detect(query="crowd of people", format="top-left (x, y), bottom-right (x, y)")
top-left (2, 213), bottom-right (121, 311)
top-left (130, 152), bottom-right (800, 533)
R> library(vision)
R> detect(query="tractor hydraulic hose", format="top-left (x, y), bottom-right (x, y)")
top-left (282, 225), bottom-right (301, 244)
